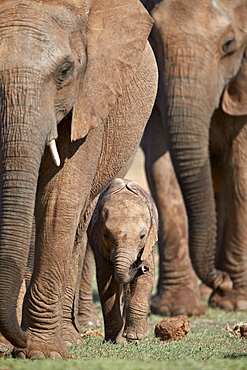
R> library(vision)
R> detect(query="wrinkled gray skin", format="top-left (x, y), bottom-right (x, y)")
top-left (0, 0), bottom-right (158, 359)
top-left (88, 178), bottom-right (158, 342)
top-left (141, 0), bottom-right (247, 313)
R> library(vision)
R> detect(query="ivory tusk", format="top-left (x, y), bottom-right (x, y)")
top-left (49, 139), bottom-right (61, 167)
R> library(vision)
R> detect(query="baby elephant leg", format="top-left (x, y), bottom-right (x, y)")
top-left (95, 254), bottom-right (124, 343)
top-left (123, 262), bottom-right (154, 341)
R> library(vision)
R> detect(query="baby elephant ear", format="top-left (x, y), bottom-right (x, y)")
top-left (71, 0), bottom-right (153, 141)
top-left (222, 51), bottom-right (247, 116)
top-left (141, 197), bottom-right (159, 261)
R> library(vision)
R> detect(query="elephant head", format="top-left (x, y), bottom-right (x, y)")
top-left (147, 0), bottom-right (247, 293)
top-left (0, 0), bottom-right (153, 348)
top-left (88, 178), bottom-right (158, 284)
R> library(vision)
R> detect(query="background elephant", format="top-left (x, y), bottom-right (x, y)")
top-left (77, 242), bottom-right (101, 328)
top-left (0, 0), bottom-right (158, 359)
top-left (141, 0), bottom-right (247, 314)
top-left (88, 178), bottom-right (158, 343)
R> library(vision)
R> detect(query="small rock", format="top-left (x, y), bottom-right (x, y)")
top-left (155, 317), bottom-right (190, 341)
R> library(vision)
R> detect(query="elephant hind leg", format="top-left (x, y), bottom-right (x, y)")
top-left (141, 112), bottom-right (206, 317)
top-left (210, 127), bottom-right (247, 311)
top-left (77, 243), bottom-right (101, 328)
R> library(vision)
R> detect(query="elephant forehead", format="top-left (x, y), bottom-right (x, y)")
top-left (153, 0), bottom-right (231, 38)
top-left (0, 2), bottom-right (80, 70)
top-left (102, 196), bottom-right (151, 229)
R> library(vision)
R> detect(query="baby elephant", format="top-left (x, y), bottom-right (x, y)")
top-left (88, 178), bottom-right (158, 343)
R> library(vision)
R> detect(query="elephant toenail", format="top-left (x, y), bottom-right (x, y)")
top-left (237, 300), bottom-right (247, 310)
top-left (221, 301), bottom-right (234, 311)
top-left (0, 344), bottom-right (9, 353)
top-left (191, 309), bottom-right (202, 317)
top-left (82, 321), bottom-right (95, 328)
top-left (15, 351), bottom-right (26, 359)
top-left (127, 334), bottom-right (135, 339)
top-left (30, 351), bottom-right (45, 359)
top-left (173, 307), bottom-right (186, 316)
top-left (137, 334), bottom-right (145, 340)
top-left (50, 351), bottom-right (62, 359)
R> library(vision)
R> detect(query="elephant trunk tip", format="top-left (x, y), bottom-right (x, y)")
top-left (0, 311), bottom-right (27, 349)
top-left (211, 270), bottom-right (233, 296)
top-left (140, 265), bottom-right (149, 274)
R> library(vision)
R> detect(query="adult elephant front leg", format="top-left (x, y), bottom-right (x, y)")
top-left (18, 119), bottom-right (103, 359)
top-left (141, 109), bottom-right (205, 316)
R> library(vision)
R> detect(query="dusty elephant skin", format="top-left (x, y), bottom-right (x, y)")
top-left (87, 178), bottom-right (158, 343)
top-left (0, 0), bottom-right (158, 359)
top-left (141, 0), bottom-right (247, 314)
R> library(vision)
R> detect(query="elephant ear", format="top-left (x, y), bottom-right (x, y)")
top-left (71, 0), bottom-right (153, 141)
top-left (222, 51), bottom-right (247, 116)
top-left (126, 180), bottom-right (158, 261)
top-left (87, 195), bottom-right (106, 258)
top-left (141, 198), bottom-right (158, 261)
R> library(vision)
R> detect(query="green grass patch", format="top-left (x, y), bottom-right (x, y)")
top-left (0, 307), bottom-right (247, 369)
top-left (1, 254), bottom-right (247, 369)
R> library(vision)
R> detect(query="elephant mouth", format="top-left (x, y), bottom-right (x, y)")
top-left (130, 260), bottom-right (149, 277)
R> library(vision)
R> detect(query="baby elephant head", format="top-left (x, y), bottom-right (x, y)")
top-left (89, 178), bottom-right (158, 284)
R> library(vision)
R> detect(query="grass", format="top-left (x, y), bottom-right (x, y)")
top-left (0, 246), bottom-right (247, 369)
top-left (0, 297), bottom-right (247, 369)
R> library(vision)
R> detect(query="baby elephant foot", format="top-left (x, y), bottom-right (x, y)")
top-left (151, 287), bottom-right (206, 317)
top-left (209, 288), bottom-right (247, 311)
top-left (123, 323), bottom-right (149, 341)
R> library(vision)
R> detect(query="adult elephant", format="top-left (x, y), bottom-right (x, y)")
top-left (0, 0), bottom-right (157, 359)
top-left (141, 0), bottom-right (247, 315)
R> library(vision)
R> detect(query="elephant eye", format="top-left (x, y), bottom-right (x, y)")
top-left (222, 38), bottom-right (236, 56)
top-left (140, 231), bottom-right (146, 240)
top-left (103, 231), bottom-right (110, 240)
top-left (55, 61), bottom-right (74, 83)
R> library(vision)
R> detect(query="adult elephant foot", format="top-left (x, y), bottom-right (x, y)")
top-left (77, 303), bottom-right (101, 329)
top-left (209, 286), bottom-right (247, 311)
top-left (151, 276), bottom-right (206, 317)
top-left (199, 283), bottom-right (213, 301)
top-left (62, 324), bottom-right (83, 348)
top-left (12, 336), bottom-right (68, 359)
top-left (123, 323), bottom-right (149, 341)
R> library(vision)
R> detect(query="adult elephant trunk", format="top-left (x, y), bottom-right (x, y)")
top-left (0, 70), bottom-right (52, 347)
top-left (163, 47), bottom-right (232, 295)
top-left (114, 247), bottom-right (138, 284)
